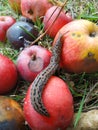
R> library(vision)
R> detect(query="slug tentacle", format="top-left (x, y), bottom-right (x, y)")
top-left (30, 33), bottom-right (63, 117)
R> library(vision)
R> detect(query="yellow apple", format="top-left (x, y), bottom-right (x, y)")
top-left (53, 19), bottom-right (98, 73)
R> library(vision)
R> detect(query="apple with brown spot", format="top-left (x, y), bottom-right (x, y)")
top-left (21, 0), bottom-right (53, 22)
top-left (16, 45), bottom-right (52, 82)
top-left (53, 19), bottom-right (98, 73)
top-left (0, 96), bottom-right (26, 130)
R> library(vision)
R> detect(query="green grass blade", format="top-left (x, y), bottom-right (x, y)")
top-left (19, 26), bottom-right (36, 39)
top-left (74, 87), bottom-right (87, 127)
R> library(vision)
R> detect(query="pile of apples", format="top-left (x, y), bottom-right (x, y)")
top-left (0, 0), bottom-right (98, 130)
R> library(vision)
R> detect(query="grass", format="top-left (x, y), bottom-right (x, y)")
top-left (0, 0), bottom-right (98, 129)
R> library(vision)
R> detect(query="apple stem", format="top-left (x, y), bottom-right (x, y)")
top-left (31, 54), bottom-right (36, 61)
top-left (28, 9), bottom-right (34, 15)
top-left (89, 32), bottom-right (96, 37)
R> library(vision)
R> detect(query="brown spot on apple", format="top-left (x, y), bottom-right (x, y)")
top-left (84, 52), bottom-right (96, 64)
top-left (28, 54), bottom-right (44, 72)
top-left (71, 32), bottom-right (82, 39)
top-left (89, 32), bottom-right (96, 37)
top-left (28, 9), bottom-right (34, 15)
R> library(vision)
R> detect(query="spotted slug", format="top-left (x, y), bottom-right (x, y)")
top-left (30, 33), bottom-right (63, 117)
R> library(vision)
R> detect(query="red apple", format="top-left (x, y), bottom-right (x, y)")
top-left (24, 76), bottom-right (74, 130)
top-left (8, 0), bottom-right (21, 13)
top-left (16, 45), bottom-right (52, 82)
top-left (43, 6), bottom-right (73, 38)
top-left (0, 96), bottom-right (26, 130)
top-left (0, 16), bottom-right (16, 42)
top-left (0, 16), bottom-right (16, 31)
top-left (21, 0), bottom-right (53, 22)
top-left (0, 27), bottom-right (6, 42)
top-left (0, 54), bottom-right (18, 94)
top-left (53, 19), bottom-right (98, 73)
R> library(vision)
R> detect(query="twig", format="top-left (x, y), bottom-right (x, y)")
top-left (84, 82), bottom-right (98, 104)
top-left (83, 106), bottom-right (98, 112)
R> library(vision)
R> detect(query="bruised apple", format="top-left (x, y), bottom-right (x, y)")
top-left (53, 19), bottom-right (98, 73)
top-left (0, 96), bottom-right (26, 130)
top-left (0, 54), bottom-right (18, 94)
top-left (16, 45), bottom-right (52, 82)
top-left (43, 6), bottom-right (73, 38)
top-left (21, 0), bottom-right (53, 22)
top-left (24, 76), bottom-right (74, 130)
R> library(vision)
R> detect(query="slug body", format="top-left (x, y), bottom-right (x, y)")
top-left (30, 34), bottom-right (63, 116)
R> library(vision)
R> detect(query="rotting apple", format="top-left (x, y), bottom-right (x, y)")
top-left (43, 6), bottom-right (73, 38)
top-left (53, 19), bottom-right (98, 73)
top-left (8, 0), bottom-right (21, 13)
top-left (6, 21), bottom-right (39, 50)
top-left (21, 0), bottom-right (53, 22)
top-left (0, 96), bottom-right (26, 130)
top-left (0, 54), bottom-right (18, 94)
top-left (23, 76), bottom-right (74, 130)
top-left (16, 45), bottom-right (52, 82)
top-left (0, 16), bottom-right (16, 31)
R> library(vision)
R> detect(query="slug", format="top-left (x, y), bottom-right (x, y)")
top-left (30, 33), bottom-right (64, 117)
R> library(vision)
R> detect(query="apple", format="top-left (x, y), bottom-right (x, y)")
top-left (21, 0), bottom-right (53, 22)
top-left (16, 45), bottom-right (52, 82)
top-left (53, 19), bottom-right (98, 73)
top-left (0, 16), bottom-right (16, 42)
top-left (8, 0), bottom-right (21, 13)
top-left (0, 96), bottom-right (26, 130)
top-left (0, 16), bottom-right (16, 31)
top-left (43, 6), bottom-right (73, 38)
top-left (0, 27), bottom-right (6, 42)
top-left (6, 21), bottom-right (39, 50)
top-left (0, 54), bottom-right (18, 94)
top-left (24, 76), bottom-right (74, 130)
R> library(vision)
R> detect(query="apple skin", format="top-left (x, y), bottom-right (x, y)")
top-left (24, 76), bottom-right (74, 130)
top-left (0, 27), bottom-right (6, 42)
top-left (21, 0), bottom-right (53, 22)
top-left (53, 19), bottom-right (98, 73)
top-left (0, 96), bottom-right (26, 130)
top-left (16, 45), bottom-right (52, 82)
top-left (0, 54), bottom-right (18, 94)
top-left (0, 16), bottom-right (16, 42)
top-left (0, 16), bottom-right (16, 31)
top-left (8, 0), bottom-right (21, 13)
top-left (43, 6), bottom-right (73, 38)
